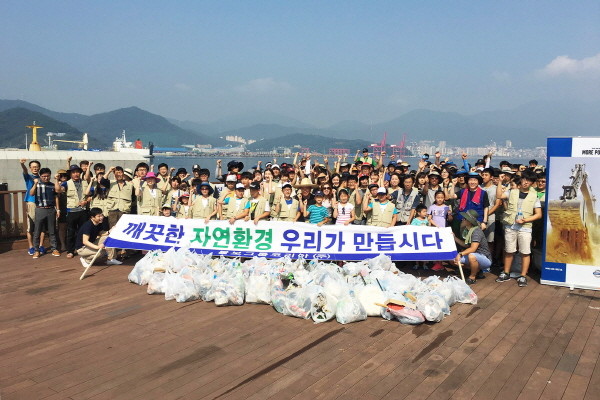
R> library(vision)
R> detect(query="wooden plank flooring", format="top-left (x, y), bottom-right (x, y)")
top-left (1, 249), bottom-right (599, 400)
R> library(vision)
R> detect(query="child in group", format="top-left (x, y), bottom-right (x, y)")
top-left (176, 194), bottom-right (191, 218)
top-left (190, 182), bottom-right (218, 223)
top-left (428, 190), bottom-right (452, 271)
top-left (273, 183), bottom-right (300, 221)
top-left (136, 172), bottom-right (161, 216)
top-left (411, 203), bottom-right (430, 270)
top-left (161, 205), bottom-right (174, 217)
top-left (303, 191), bottom-right (330, 226)
top-left (333, 188), bottom-right (355, 226)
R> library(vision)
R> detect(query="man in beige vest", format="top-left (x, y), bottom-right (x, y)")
top-left (363, 187), bottom-right (398, 228)
top-left (246, 182), bottom-right (270, 224)
top-left (495, 171), bottom-right (542, 287)
top-left (56, 165), bottom-right (90, 258)
top-left (106, 166), bottom-right (134, 228)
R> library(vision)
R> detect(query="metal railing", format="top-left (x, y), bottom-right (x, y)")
top-left (0, 190), bottom-right (27, 239)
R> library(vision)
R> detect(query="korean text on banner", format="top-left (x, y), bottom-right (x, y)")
top-left (105, 214), bottom-right (458, 261)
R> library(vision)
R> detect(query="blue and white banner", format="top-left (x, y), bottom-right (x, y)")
top-left (105, 214), bottom-right (458, 261)
top-left (543, 137), bottom-right (600, 290)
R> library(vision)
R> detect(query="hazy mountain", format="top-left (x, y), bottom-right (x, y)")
top-left (471, 100), bottom-right (600, 137)
top-left (0, 99), bottom-right (89, 127)
top-left (326, 120), bottom-right (370, 132)
top-left (370, 109), bottom-right (547, 147)
top-left (247, 133), bottom-right (371, 154)
top-left (75, 107), bottom-right (226, 147)
top-left (168, 119), bottom-right (218, 135)
top-left (203, 111), bottom-right (315, 133)
top-left (0, 107), bottom-right (106, 149)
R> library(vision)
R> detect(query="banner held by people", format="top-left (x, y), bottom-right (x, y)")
top-left (106, 214), bottom-right (458, 261)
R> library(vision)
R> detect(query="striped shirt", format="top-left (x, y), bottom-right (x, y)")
top-left (307, 204), bottom-right (329, 224)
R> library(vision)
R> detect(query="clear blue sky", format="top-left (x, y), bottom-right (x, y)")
top-left (2, 0), bottom-right (599, 126)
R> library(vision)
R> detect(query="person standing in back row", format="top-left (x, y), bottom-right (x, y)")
top-left (56, 164), bottom-right (90, 259)
top-left (495, 170), bottom-right (542, 287)
top-left (30, 168), bottom-right (60, 258)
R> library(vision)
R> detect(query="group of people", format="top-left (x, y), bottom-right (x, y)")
top-left (21, 147), bottom-right (546, 286)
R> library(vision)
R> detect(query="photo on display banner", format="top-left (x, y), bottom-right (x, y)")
top-left (545, 157), bottom-right (600, 267)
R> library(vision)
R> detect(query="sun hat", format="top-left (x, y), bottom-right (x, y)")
top-left (227, 160), bottom-right (244, 171)
top-left (466, 172), bottom-right (483, 184)
top-left (176, 167), bottom-right (187, 175)
top-left (225, 174), bottom-right (238, 182)
top-left (57, 168), bottom-right (68, 175)
top-left (460, 209), bottom-right (480, 226)
top-left (500, 166), bottom-right (515, 174)
top-left (197, 182), bottom-right (214, 196)
top-left (143, 172), bottom-right (158, 180)
top-left (294, 177), bottom-right (318, 189)
top-left (123, 168), bottom-right (133, 179)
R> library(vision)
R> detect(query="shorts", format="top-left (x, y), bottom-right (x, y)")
top-left (460, 253), bottom-right (492, 271)
top-left (26, 201), bottom-right (36, 233)
top-left (504, 227), bottom-right (532, 255)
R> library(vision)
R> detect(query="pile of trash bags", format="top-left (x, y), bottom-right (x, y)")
top-left (128, 246), bottom-right (477, 325)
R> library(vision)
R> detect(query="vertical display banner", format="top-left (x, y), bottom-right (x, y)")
top-left (543, 137), bottom-right (600, 290)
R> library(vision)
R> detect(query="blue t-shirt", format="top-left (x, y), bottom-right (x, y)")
top-left (307, 204), bottom-right (329, 224)
top-left (23, 173), bottom-right (38, 203)
top-left (411, 217), bottom-right (429, 226)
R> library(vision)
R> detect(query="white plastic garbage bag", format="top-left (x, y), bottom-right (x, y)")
top-left (445, 276), bottom-right (478, 305)
top-left (382, 305), bottom-right (426, 325)
top-left (147, 272), bottom-right (166, 295)
top-left (355, 284), bottom-right (386, 317)
top-left (245, 274), bottom-right (272, 304)
top-left (128, 250), bottom-right (162, 285)
top-left (336, 293), bottom-right (367, 324)
top-left (213, 270), bottom-right (245, 306)
top-left (416, 293), bottom-right (447, 322)
top-left (309, 287), bottom-right (337, 323)
top-left (282, 286), bottom-right (312, 319)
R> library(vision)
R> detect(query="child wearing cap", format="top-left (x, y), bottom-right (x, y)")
top-left (302, 191), bottom-right (330, 226)
top-left (220, 183), bottom-right (250, 224)
top-left (246, 183), bottom-right (270, 225)
top-left (161, 205), bottom-right (174, 217)
top-left (363, 187), bottom-right (398, 228)
top-left (273, 183), bottom-right (301, 222)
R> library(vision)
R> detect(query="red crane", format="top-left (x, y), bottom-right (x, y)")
top-left (370, 132), bottom-right (387, 157)
top-left (390, 134), bottom-right (408, 158)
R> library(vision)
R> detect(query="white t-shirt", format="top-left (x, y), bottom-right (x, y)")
top-left (336, 202), bottom-right (354, 225)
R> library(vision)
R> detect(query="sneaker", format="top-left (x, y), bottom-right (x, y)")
top-left (517, 276), bottom-right (528, 287)
top-left (466, 278), bottom-right (477, 285)
top-left (28, 247), bottom-right (35, 256)
top-left (423, 265), bottom-right (429, 270)
top-left (39, 246), bottom-right (46, 254)
top-left (106, 259), bottom-right (123, 266)
top-left (431, 262), bottom-right (445, 271)
top-left (495, 272), bottom-right (511, 282)
top-left (32, 251), bottom-right (40, 259)
top-left (52, 250), bottom-right (60, 257)
top-left (80, 258), bottom-right (90, 268)
top-left (66, 253), bottom-right (74, 259)
top-left (412, 264), bottom-right (420, 270)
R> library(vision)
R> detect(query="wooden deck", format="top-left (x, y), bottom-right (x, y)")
top-left (1, 249), bottom-right (599, 400)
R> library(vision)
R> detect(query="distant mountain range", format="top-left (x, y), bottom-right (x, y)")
top-left (2, 98), bottom-right (598, 151)
top-left (0, 100), bottom-right (226, 149)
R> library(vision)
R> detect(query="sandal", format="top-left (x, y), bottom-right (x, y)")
top-left (466, 278), bottom-right (477, 285)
